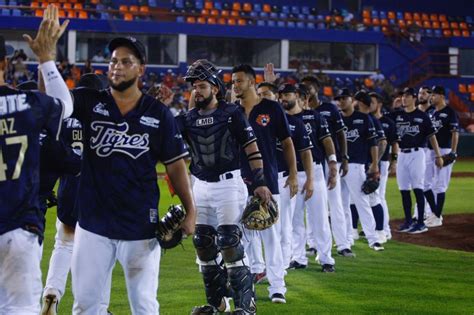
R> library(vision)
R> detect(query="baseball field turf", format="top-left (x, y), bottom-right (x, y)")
top-left (41, 160), bottom-right (474, 314)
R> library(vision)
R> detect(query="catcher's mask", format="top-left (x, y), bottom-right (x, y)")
top-left (184, 59), bottom-right (226, 100)
top-left (241, 196), bottom-right (279, 230)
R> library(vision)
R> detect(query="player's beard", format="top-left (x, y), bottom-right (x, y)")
top-left (282, 100), bottom-right (296, 110)
top-left (109, 77), bottom-right (137, 92)
top-left (418, 99), bottom-right (428, 105)
top-left (195, 93), bottom-right (214, 109)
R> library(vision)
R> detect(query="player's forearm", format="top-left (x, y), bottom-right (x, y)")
top-left (337, 130), bottom-right (347, 156)
top-left (244, 141), bottom-right (264, 170)
top-left (38, 70), bottom-right (45, 93)
top-left (282, 137), bottom-right (298, 176)
top-left (451, 131), bottom-right (459, 153)
top-left (38, 61), bottom-right (73, 118)
top-left (165, 159), bottom-right (196, 220)
top-left (370, 146), bottom-right (378, 168)
top-left (378, 140), bottom-right (387, 162)
top-left (300, 149), bottom-right (314, 180)
top-left (391, 142), bottom-right (399, 155)
top-left (322, 137), bottom-right (336, 157)
top-left (429, 136), bottom-right (442, 157)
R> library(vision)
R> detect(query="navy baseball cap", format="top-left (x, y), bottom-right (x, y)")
top-left (108, 36), bottom-right (146, 64)
top-left (369, 91), bottom-right (383, 101)
top-left (0, 36), bottom-right (14, 59)
top-left (279, 83), bottom-right (297, 94)
top-left (431, 85), bottom-right (445, 96)
top-left (354, 90), bottom-right (371, 106)
top-left (296, 83), bottom-right (309, 97)
top-left (334, 88), bottom-right (352, 100)
top-left (402, 87), bottom-right (417, 97)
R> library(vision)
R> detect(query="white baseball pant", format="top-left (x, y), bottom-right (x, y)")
top-left (397, 149), bottom-right (426, 191)
top-left (277, 172), bottom-right (297, 269)
top-left (433, 148), bottom-right (455, 194)
top-left (379, 160), bottom-right (391, 237)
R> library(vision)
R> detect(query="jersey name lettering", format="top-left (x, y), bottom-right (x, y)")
top-left (397, 122), bottom-right (420, 137)
top-left (0, 94), bottom-right (30, 115)
top-left (90, 121), bottom-right (150, 159)
top-left (0, 118), bottom-right (16, 135)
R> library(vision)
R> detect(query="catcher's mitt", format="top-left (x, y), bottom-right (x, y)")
top-left (361, 172), bottom-right (380, 195)
top-left (241, 196), bottom-right (278, 230)
top-left (441, 152), bottom-right (457, 167)
top-left (156, 205), bottom-right (186, 249)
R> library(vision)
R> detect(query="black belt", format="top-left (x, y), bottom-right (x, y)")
top-left (401, 148), bottom-right (420, 153)
top-left (204, 172), bottom-right (234, 183)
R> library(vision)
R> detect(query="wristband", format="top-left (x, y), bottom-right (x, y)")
top-left (251, 167), bottom-right (266, 188)
top-left (391, 153), bottom-right (398, 161)
top-left (328, 154), bottom-right (337, 163)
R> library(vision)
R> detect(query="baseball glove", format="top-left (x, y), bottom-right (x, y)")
top-left (156, 205), bottom-right (186, 249)
top-left (361, 172), bottom-right (380, 195)
top-left (241, 196), bottom-right (279, 230)
top-left (441, 152), bottom-right (457, 167)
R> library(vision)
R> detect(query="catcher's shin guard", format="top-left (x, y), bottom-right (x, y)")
top-left (201, 264), bottom-right (230, 309)
top-left (228, 266), bottom-right (256, 314)
top-left (193, 225), bottom-right (219, 262)
top-left (216, 225), bottom-right (244, 263)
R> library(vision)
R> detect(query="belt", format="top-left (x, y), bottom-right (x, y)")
top-left (278, 171), bottom-right (289, 178)
top-left (204, 170), bottom-right (239, 183)
top-left (401, 147), bottom-right (420, 153)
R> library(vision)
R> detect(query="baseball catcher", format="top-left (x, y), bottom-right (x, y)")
top-left (156, 205), bottom-right (186, 249)
top-left (361, 172), bottom-right (380, 195)
top-left (241, 196), bottom-right (279, 230)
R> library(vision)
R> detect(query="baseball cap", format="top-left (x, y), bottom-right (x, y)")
top-left (431, 85), bottom-right (445, 96)
top-left (279, 83), bottom-right (297, 94)
top-left (0, 36), bottom-right (14, 59)
top-left (296, 83), bottom-right (309, 97)
top-left (354, 90), bottom-right (371, 106)
top-left (369, 91), bottom-right (383, 101)
top-left (108, 36), bottom-right (146, 64)
top-left (402, 87), bottom-right (417, 97)
top-left (334, 88), bottom-right (352, 100)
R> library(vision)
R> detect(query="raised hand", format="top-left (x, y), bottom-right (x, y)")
top-left (23, 4), bottom-right (69, 63)
top-left (264, 63), bottom-right (280, 83)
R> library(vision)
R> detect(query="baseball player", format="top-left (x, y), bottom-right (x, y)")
top-left (337, 90), bottom-right (384, 251)
top-left (276, 84), bottom-right (314, 270)
top-left (177, 60), bottom-right (272, 315)
top-left (0, 7), bottom-right (73, 314)
top-left (424, 86), bottom-right (459, 227)
top-left (417, 86), bottom-right (437, 219)
top-left (370, 92), bottom-right (400, 240)
top-left (256, 82), bottom-right (279, 101)
top-left (233, 64), bottom-right (298, 304)
top-left (41, 74), bottom-right (111, 315)
top-left (301, 76), bottom-right (350, 256)
top-left (62, 35), bottom-right (196, 314)
top-left (350, 90), bottom-right (388, 243)
top-left (280, 83), bottom-right (339, 270)
top-left (394, 87), bottom-right (443, 234)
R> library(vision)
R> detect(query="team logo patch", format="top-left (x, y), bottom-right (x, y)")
top-left (397, 122), bottom-right (420, 137)
top-left (196, 117), bottom-right (214, 126)
top-left (346, 129), bottom-right (360, 142)
top-left (439, 113), bottom-right (448, 118)
top-left (256, 114), bottom-right (270, 127)
top-left (319, 111), bottom-right (330, 117)
top-left (93, 103), bottom-right (110, 117)
top-left (353, 119), bottom-right (364, 124)
top-left (140, 116), bottom-right (160, 128)
top-left (90, 121), bottom-right (150, 159)
top-left (302, 115), bottom-right (314, 120)
top-left (414, 118), bottom-right (423, 123)
top-left (382, 123), bottom-right (389, 128)
top-left (304, 123), bottom-right (313, 136)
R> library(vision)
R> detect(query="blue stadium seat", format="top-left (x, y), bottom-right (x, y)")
top-left (281, 5), bottom-right (289, 14)
top-left (270, 12), bottom-right (278, 19)
top-left (379, 11), bottom-right (387, 19)
top-left (307, 14), bottom-right (315, 20)
top-left (396, 12), bottom-right (403, 20)
top-left (277, 21), bottom-right (285, 27)
top-left (149, 0), bottom-right (158, 7)
top-left (279, 12), bottom-right (287, 19)
top-left (371, 10), bottom-right (379, 17)
top-left (291, 6), bottom-right (299, 14)
top-left (307, 22), bottom-right (315, 29)
top-left (250, 11), bottom-right (258, 18)
top-left (214, 2), bottom-right (221, 10)
top-left (372, 26), bottom-right (381, 32)
top-left (257, 20), bottom-right (265, 26)
top-left (259, 12), bottom-right (268, 18)
top-left (1, 9), bottom-right (10, 16)
top-left (297, 14), bottom-right (305, 20)
top-left (9, 0), bottom-right (17, 5)
top-left (174, 0), bottom-right (184, 9)
top-left (302, 6), bottom-right (310, 15)
top-left (316, 14), bottom-right (324, 21)
top-left (12, 9), bottom-right (21, 16)
top-left (389, 19), bottom-right (396, 25)
top-left (425, 29), bottom-right (433, 37)
top-left (267, 20), bottom-right (275, 27)
top-left (317, 22), bottom-right (325, 29)
top-left (287, 21), bottom-right (295, 28)
top-left (195, 0), bottom-right (203, 10)
top-left (176, 16), bottom-right (185, 22)
top-left (466, 16), bottom-right (473, 23)
top-left (296, 21), bottom-right (305, 28)
top-left (434, 29), bottom-right (442, 37)
top-left (253, 3), bottom-right (261, 12)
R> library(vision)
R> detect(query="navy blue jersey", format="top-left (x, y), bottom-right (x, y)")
top-left (385, 108), bottom-right (404, 122)
top-left (431, 106), bottom-right (459, 149)
top-left (0, 86), bottom-right (64, 235)
top-left (379, 116), bottom-right (400, 161)
top-left (277, 113), bottom-right (312, 173)
top-left (293, 109), bottom-right (331, 164)
top-left (240, 99), bottom-right (291, 194)
top-left (393, 109), bottom-right (437, 149)
top-left (315, 102), bottom-right (346, 160)
top-left (57, 117), bottom-right (83, 226)
top-left (177, 101), bottom-right (256, 181)
top-left (342, 111), bottom-right (377, 164)
top-left (369, 113), bottom-right (386, 142)
top-left (71, 88), bottom-right (187, 240)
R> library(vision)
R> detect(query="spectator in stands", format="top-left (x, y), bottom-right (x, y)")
top-left (83, 59), bottom-right (93, 74)
top-left (91, 50), bottom-right (106, 62)
top-left (12, 56), bottom-right (29, 84)
top-left (370, 69), bottom-right (385, 85)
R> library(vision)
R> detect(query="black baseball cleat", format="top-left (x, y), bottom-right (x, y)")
top-left (321, 264), bottom-right (335, 273)
top-left (271, 293), bottom-right (286, 304)
top-left (337, 248), bottom-right (356, 257)
top-left (191, 305), bottom-right (219, 315)
top-left (40, 294), bottom-right (58, 315)
top-left (370, 242), bottom-right (385, 251)
top-left (306, 247), bottom-right (317, 256)
top-left (288, 260), bottom-right (307, 269)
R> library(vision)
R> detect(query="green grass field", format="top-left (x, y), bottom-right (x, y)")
top-left (41, 166), bottom-right (474, 314)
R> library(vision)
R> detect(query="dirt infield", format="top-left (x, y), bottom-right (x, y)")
top-left (391, 214), bottom-right (474, 252)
